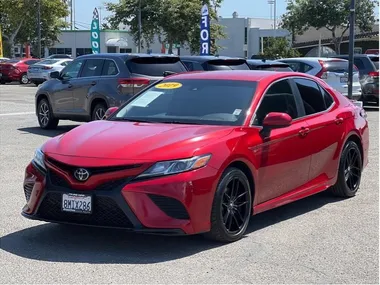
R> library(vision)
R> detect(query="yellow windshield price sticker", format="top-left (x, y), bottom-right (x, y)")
top-left (155, 82), bottom-right (182, 89)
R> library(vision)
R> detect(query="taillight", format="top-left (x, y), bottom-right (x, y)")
top-left (316, 60), bottom-right (328, 79)
top-left (368, 71), bottom-right (379, 77)
top-left (118, 78), bottom-right (150, 88)
top-left (43, 66), bottom-right (53, 70)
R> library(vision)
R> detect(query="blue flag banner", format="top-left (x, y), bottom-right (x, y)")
top-left (91, 8), bottom-right (100, 54)
top-left (200, 4), bottom-right (210, 55)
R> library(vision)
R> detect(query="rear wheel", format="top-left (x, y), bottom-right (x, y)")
top-left (205, 167), bottom-right (252, 243)
top-left (331, 140), bottom-right (362, 197)
top-left (91, 103), bottom-right (107, 121)
top-left (20, 73), bottom-right (29, 84)
top-left (37, 98), bottom-right (59, 129)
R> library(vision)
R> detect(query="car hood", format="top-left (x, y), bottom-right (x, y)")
top-left (43, 120), bottom-right (235, 161)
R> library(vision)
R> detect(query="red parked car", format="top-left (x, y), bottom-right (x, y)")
top-left (22, 70), bottom-right (369, 242)
top-left (0, 58), bottom-right (40, 84)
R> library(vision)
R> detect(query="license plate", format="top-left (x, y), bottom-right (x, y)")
top-left (340, 77), bottom-right (348, 83)
top-left (62, 193), bottom-right (92, 214)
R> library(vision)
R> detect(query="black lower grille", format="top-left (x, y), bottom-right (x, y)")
top-left (148, 194), bottom-right (189, 220)
top-left (24, 184), bottom-right (33, 202)
top-left (37, 192), bottom-right (133, 228)
top-left (49, 171), bottom-right (70, 188)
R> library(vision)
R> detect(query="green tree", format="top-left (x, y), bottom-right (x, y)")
top-left (104, 0), bottom-right (225, 54)
top-left (260, 37), bottom-right (300, 60)
top-left (0, 0), bottom-right (69, 58)
top-left (280, 0), bottom-right (378, 54)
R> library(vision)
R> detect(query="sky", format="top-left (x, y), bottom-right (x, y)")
top-left (71, 0), bottom-right (289, 29)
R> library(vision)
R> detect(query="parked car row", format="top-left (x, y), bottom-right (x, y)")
top-left (33, 52), bottom-right (378, 129)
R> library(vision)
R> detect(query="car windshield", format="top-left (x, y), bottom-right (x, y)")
top-left (112, 79), bottom-right (257, 126)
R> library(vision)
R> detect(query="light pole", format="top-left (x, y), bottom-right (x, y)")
top-left (37, 0), bottom-right (41, 58)
top-left (138, 0), bottom-right (141, 53)
top-left (347, 0), bottom-right (356, 100)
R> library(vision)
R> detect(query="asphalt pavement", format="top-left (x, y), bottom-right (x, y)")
top-left (0, 84), bottom-right (378, 284)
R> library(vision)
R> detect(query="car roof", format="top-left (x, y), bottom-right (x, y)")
top-left (77, 53), bottom-right (180, 59)
top-left (180, 55), bottom-right (245, 63)
top-left (279, 57), bottom-right (347, 62)
top-left (163, 70), bottom-right (304, 82)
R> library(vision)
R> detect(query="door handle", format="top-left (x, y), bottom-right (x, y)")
top-left (91, 81), bottom-right (96, 86)
top-left (299, 127), bottom-right (310, 137)
top-left (335, 117), bottom-right (344, 125)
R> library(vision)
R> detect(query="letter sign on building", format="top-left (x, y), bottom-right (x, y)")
top-left (200, 4), bottom-right (210, 56)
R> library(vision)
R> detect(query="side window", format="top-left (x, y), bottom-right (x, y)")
top-left (61, 60), bottom-right (84, 79)
top-left (25, 60), bottom-right (39, 65)
top-left (318, 85), bottom-right (335, 109)
top-left (101, 60), bottom-right (119, 76)
top-left (294, 78), bottom-right (327, 115)
top-left (286, 62), bottom-right (301, 72)
top-left (302, 63), bottom-right (314, 73)
top-left (80, 59), bottom-right (104, 77)
top-left (60, 61), bottom-right (69, 67)
top-left (253, 79), bottom-right (299, 126)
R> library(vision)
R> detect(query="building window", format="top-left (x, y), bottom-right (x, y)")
top-left (107, 46), bottom-right (117, 53)
top-left (120, 48), bottom-right (132, 53)
top-left (244, 27), bottom-right (248, 45)
top-left (49, 48), bottom-right (72, 56)
top-left (76, 48), bottom-right (92, 57)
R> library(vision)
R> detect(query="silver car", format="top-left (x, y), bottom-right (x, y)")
top-left (27, 58), bottom-right (73, 86)
top-left (277, 57), bottom-right (362, 100)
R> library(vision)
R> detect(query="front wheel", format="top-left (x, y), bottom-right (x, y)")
top-left (330, 140), bottom-right (363, 197)
top-left (37, 98), bottom-right (59, 129)
top-left (205, 167), bottom-right (252, 243)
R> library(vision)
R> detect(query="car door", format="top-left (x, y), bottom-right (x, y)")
top-left (291, 77), bottom-right (346, 184)
top-left (50, 59), bottom-right (84, 115)
top-left (249, 78), bottom-right (312, 204)
top-left (71, 58), bottom-right (104, 116)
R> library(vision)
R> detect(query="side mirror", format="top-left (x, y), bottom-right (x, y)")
top-left (262, 112), bottom-right (292, 129)
top-left (50, 71), bottom-right (60, 79)
top-left (104, 107), bottom-right (119, 120)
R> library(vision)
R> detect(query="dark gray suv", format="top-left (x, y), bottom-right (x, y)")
top-left (35, 53), bottom-right (188, 129)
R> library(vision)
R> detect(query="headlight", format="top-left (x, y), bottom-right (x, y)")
top-left (32, 148), bottom-right (46, 171)
top-left (137, 154), bottom-right (211, 178)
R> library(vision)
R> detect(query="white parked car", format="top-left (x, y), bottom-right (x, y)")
top-left (27, 58), bottom-right (73, 86)
top-left (277, 57), bottom-right (362, 100)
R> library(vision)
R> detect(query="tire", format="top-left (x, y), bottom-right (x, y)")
top-left (20, 73), bottom-right (29, 84)
top-left (330, 140), bottom-right (363, 198)
top-left (205, 167), bottom-right (252, 243)
top-left (0, 80), bottom-right (5, 85)
top-left (91, 103), bottom-right (107, 121)
top-left (34, 82), bottom-right (40, 87)
top-left (37, 98), bottom-right (59, 129)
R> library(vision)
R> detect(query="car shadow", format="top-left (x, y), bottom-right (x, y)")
top-left (18, 125), bottom-right (80, 138)
top-left (0, 191), bottom-right (345, 264)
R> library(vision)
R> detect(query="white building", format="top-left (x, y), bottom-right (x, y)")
top-left (44, 13), bottom-right (290, 58)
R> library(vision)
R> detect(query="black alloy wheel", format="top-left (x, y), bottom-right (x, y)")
top-left (331, 140), bottom-right (362, 197)
top-left (206, 167), bottom-right (252, 242)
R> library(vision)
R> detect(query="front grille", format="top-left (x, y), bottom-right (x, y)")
top-left (49, 170), bottom-right (70, 188)
top-left (24, 184), bottom-right (33, 202)
top-left (37, 192), bottom-right (133, 228)
top-left (46, 157), bottom-right (142, 175)
top-left (148, 194), bottom-right (189, 220)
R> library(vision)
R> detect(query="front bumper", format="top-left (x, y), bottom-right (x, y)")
top-left (22, 159), bottom-right (218, 235)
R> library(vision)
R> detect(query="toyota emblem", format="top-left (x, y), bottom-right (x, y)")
top-left (74, 168), bottom-right (90, 181)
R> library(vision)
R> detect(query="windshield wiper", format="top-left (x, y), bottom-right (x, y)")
top-left (159, 120), bottom-right (201, 125)
top-left (111, 117), bottom-right (156, 123)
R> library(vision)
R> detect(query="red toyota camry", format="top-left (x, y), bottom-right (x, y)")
top-left (22, 70), bottom-right (369, 242)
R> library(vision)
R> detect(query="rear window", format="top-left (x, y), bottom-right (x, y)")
top-left (324, 61), bottom-right (350, 72)
top-left (39, 59), bottom-right (59, 65)
top-left (370, 56), bottom-right (379, 69)
top-left (126, 57), bottom-right (187, 77)
top-left (207, 60), bottom-right (250, 71)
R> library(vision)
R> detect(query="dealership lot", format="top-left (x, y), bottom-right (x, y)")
top-left (0, 84), bottom-right (378, 284)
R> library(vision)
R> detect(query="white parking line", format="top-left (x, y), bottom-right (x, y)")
top-left (0, 112), bottom-right (35, 116)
